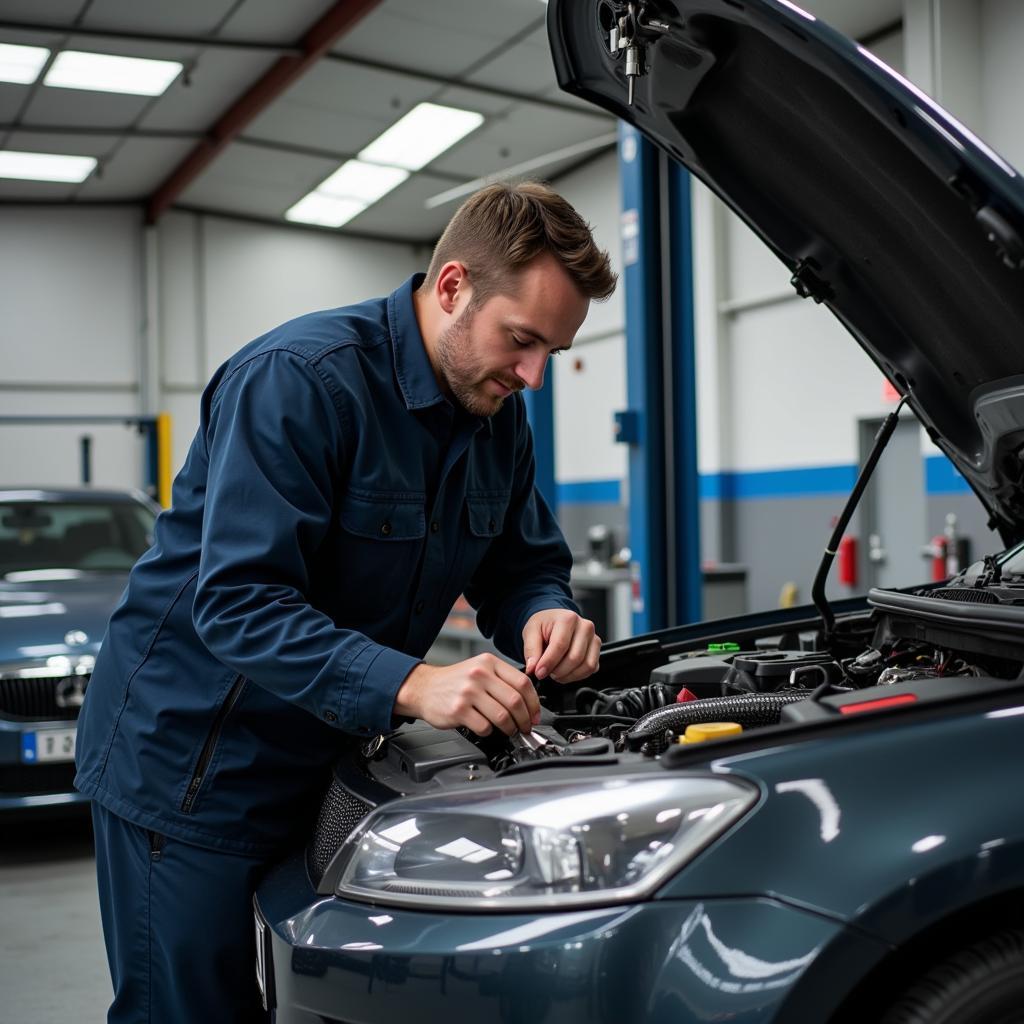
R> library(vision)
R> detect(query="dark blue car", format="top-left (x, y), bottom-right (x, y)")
top-left (255, 1), bottom-right (1024, 1021)
top-left (0, 488), bottom-right (158, 814)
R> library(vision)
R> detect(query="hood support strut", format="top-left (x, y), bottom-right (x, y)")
top-left (813, 394), bottom-right (910, 644)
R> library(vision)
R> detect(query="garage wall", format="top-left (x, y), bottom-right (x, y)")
top-left (692, 6), bottom-right (1024, 611)
top-left (156, 212), bottom-right (425, 471)
top-left (980, 0), bottom-right (1024, 172)
top-left (0, 207), bottom-right (146, 489)
top-left (548, 150), bottom-right (629, 555)
top-left (0, 206), bottom-right (426, 493)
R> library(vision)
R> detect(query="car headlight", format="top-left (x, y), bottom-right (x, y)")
top-left (333, 773), bottom-right (757, 909)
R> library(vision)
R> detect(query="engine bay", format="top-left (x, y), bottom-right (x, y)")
top-left (357, 556), bottom-right (1024, 798)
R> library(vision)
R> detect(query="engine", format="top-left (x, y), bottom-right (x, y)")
top-left (355, 557), bottom-right (1024, 796)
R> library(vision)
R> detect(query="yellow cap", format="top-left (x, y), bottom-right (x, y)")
top-left (678, 722), bottom-right (744, 744)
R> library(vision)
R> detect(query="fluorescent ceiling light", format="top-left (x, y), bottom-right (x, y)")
top-left (317, 160), bottom-right (409, 203)
top-left (285, 193), bottom-right (367, 228)
top-left (44, 50), bottom-right (182, 96)
top-left (0, 150), bottom-right (97, 182)
top-left (0, 43), bottom-right (50, 84)
top-left (359, 102), bottom-right (484, 171)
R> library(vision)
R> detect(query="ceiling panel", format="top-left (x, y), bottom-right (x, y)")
top-left (464, 25), bottom-right (559, 97)
top-left (0, 25), bottom-right (68, 48)
top-left (5, 128), bottom-right (118, 157)
top-left (0, 83), bottom-right (31, 122)
top-left (61, 30), bottom-right (199, 62)
top-left (0, 176), bottom-right (78, 199)
top-left (421, 83), bottom-right (517, 118)
top-left (139, 50), bottom-right (278, 132)
top-left (76, 136), bottom-right (198, 198)
top-left (536, 83), bottom-right (607, 113)
top-left (427, 101), bottom-right (614, 178)
top-left (342, 170), bottom-right (462, 240)
top-left (21, 85), bottom-right (154, 130)
top-left (0, 0), bottom-right (621, 239)
top-left (83, 0), bottom-right (245, 37)
top-left (218, 0), bottom-right (340, 43)
top-left (246, 60), bottom-right (439, 156)
top-left (0, 1), bottom-right (84, 24)
top-left (177, 140), bottom-right (339, 217)
top-left (332, 0), bottom-right (545, 79)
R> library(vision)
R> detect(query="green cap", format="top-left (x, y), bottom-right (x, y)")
top-left (707, 642), bottom-right (741, 653)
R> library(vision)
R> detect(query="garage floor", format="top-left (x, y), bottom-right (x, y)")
top-left (0, 814), bottom-right (112, 1020)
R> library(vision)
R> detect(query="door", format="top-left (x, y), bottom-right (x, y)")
top-left (859, 417), bottom-right (926, 590)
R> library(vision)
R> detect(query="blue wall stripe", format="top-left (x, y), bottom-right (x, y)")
top-left (557, 479), bottom-right (621, 505)
top-left (924, 453), bottom-right (971, 494)
top-left (558, 455), bottom-right (972, 504)
top-left (701, 464), bottom-right (857, 501)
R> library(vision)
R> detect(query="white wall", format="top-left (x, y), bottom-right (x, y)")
top-left (0, 207), bottom-right (426, 491)
top-left (980, 0), bottom-right (1024, 173)
top-left (156, 212), bottom-right (425, 469)
top-left (694, 28), bottom-right (910, 485)
top-left (549, 150), bottom-right (628, 487)
top-left (0, 207), bottom-right (145, 488)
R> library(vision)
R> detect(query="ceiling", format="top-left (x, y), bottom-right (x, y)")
top-left (0, 0), bottom-right (903, 243)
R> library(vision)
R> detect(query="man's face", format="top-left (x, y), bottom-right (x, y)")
top-left (436, 252), bottom-right (590, 417)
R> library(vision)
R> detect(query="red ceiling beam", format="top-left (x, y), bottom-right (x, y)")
top-left (145, 0), bottom-right (383, 224)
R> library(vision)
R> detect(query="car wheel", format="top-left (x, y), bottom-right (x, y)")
top-left (880, 928), bottom-right (1024, 1024)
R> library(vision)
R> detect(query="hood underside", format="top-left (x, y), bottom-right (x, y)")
top-left (549, 0), bottom-right (1024, 542)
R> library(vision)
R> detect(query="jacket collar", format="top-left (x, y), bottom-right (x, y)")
top-left (387, 274), bottom-right (492, 436)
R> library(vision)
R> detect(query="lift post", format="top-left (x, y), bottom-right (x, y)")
top-left (617, 124), bottom-right (701, 634)
top-left (523, 376), bottom-right (557, 513)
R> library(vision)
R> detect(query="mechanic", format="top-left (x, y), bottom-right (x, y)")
top-left (75, 181), bottom-right (617, 1023)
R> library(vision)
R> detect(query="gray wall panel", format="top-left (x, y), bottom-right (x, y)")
top-left (558, 502), bottom-right (627, 561)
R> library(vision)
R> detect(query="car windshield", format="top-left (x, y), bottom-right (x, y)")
top-left (0, 500), bottom-right (156, 576)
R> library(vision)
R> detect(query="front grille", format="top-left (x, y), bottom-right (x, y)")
top-left (307, 777), bottom-right (373, 884)
top-left (0, 674), bottom-right (87, 721)
top-left (932, 588), bottom-right (1000, 604)
top-left (0, 762), bottom-right (77, 795)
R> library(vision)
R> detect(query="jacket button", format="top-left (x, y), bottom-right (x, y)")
top-left (380, 520), bottom-right (392, 536)
top-left (414, 601), bottom-right (425, 614)
top-left (488, 518), bottom-right (496, 532)
top-left (323, 710), bottom-right (337, 722)
top-left (430, 520), bottom-right (440, 534)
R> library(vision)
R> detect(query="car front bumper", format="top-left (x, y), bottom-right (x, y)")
top-left (256, 851), bottom-right (888, 1024)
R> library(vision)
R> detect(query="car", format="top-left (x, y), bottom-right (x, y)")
top-left (254, 1), bottom-right (1024, 1022)
top-left (0, 487), bottom-right (159, 815)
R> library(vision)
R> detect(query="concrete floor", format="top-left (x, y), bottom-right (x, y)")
top-left (0, 812), bottom-right (112, 1021)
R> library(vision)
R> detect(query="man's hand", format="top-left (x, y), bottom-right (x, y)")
top-left (394, 654), bottom-right (540, 737)
top-left (523, 608), bottom-right (600, 684)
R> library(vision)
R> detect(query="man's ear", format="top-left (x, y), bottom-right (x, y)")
top-left (435, 261), bottom-right (471, 316)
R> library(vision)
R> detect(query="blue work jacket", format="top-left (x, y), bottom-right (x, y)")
top-left (75, 275), bottom-right (576, 855)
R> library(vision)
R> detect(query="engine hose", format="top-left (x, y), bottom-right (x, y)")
top-left (625, 690), bottom-right (812, 754)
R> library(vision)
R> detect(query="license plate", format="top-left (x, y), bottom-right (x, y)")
top-left (22, 727), bottom-right (77, 764)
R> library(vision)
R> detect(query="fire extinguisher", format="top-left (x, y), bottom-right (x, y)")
top-left (922, 535), bottom-right (949, 581)
top-left (837, 535), bottom-right (857, 587)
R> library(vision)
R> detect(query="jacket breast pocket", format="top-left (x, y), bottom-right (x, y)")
top-left (336, 490), bottom-right (426, 613)
top-left (457, 491), bottom-right (509, 585)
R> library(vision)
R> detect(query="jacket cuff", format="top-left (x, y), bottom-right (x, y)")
top-left (345, 643), bottom-right (421, 735)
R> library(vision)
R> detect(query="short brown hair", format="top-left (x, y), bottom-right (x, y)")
top-left (423, 181), bottom-right (617, 304)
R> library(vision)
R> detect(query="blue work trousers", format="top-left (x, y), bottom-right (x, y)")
top-left (91, 802), bottom-right (273, 1023)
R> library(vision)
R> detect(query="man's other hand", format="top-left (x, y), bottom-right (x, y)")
top-left (393, 655), bottom-right (541, 737)
top-left (523, 609), bottom-right (600, 684)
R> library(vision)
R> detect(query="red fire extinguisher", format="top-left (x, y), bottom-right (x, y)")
top-left (837, 535), bottom-right (857, 587)
top-left (923, 535), bottom-right (949, 581)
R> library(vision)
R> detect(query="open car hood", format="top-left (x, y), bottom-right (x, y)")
top-left (549, 0), bottom-right (1024, 544)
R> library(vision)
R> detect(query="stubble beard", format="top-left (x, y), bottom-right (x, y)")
top-left (436, 308), bottom-right (514, 417)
